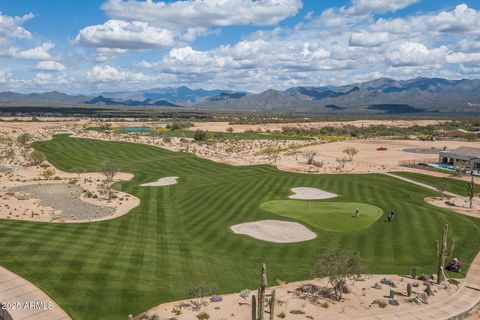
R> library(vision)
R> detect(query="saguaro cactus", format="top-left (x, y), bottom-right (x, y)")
top-left (252, 295), bottom-right (257, 320)
top-left (467, 177), bottom-right (476, 209)
top-left (411, 267), bottom-right (416, 279)
top-left (258, 263), bottom-right (267, 320)
top-left (436, 224), bottom-right (455, 284)
top-left (425, 283), bottom-right (433, 297)
top-left (269, 289), bottom-right (276, 320)
top-left (407, 283), bottom-right (412, 297)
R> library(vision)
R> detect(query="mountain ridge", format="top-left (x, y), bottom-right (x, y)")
top-left (1, 78), bottom-right (480, 113)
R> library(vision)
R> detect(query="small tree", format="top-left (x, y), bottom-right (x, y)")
top-left (187, 281), bottom-right (216, 310)
top-left (16, 132), bottom-right (33, 146)
top-left (437, 179), bottom-right (449, 200)
top-left (467, 177), bottom-right (476, 209)
top-left (304, 151), bottom-right (316, 165)
top-left (343, 147), bottom-right (359, 161)
top-left (455, 160), bottom-right (469, 173)
top-left (28, 150), bottom-right (46, 165)
top-left (312, 248), bottom-right (364, 301)
top-left (100, 161), bottom-right (118, 182)
top-left (194, 129), bottom-right (208, 141)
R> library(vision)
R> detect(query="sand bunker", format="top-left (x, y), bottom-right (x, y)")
top-left (231, 220), bottom-right (316, 243)
top-left (289, 187), bottom-right (337, 200)
top-left (140, 176), bottom-right (178, 187)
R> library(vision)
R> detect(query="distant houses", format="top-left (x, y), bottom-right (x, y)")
top-left (439, 147), bottom-right (480, 171)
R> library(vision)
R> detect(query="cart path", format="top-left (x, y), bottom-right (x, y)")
top-left (0, 266), bottom-right (71, 320)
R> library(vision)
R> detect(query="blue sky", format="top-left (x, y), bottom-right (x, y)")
top-left (0, 0), bottom-right (480, 94)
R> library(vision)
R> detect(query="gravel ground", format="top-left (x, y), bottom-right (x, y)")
top-left (402, 147), bottom-right (442, 154)
top-left (9, 183), bottom-right (114, 220)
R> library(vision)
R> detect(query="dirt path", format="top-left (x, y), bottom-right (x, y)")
top-left (0, 266), bottom-right (71, 320)
top-left (384, 173), bottom-right (458, 198)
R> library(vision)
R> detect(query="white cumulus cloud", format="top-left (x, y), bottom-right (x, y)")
top-left (0, 69), bottom-right (11, 84)
top-left (35, 60), bottom-right (65, 72)
top-left (76, 19), bottom-right (174, 49)
top-left (0, 12), bottom-right (34, 41)
top-left (102, 0), bottom-right (302, 28)
top-left (86, 65), bottom-right (151, 82)
top-left (349, 32), bottom-right (390, 47)
top-left (5, 43), bottom-right (54, 60)
top-left (386, 42), bottom-right (448, 67)
top-left (348, 0), bottom-right (419, 15)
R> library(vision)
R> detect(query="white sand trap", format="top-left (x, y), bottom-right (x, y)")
top-left (231, 220), bottom-right (316, 243)
top-left (289, 187), bottom-right (337, 200)
top-left (140, 176), bottom-right (178, 187)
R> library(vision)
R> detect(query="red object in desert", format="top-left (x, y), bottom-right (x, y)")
top-left (377, 147), bottom-right (388, 151)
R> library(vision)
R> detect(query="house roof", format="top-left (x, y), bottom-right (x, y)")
top-left (441, 146), bottom-right (480, 158)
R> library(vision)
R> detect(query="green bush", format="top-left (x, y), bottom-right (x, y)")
top-left (196, 312), bottom-right (209, 320)
top-left (194, 130), bottom-right (208, 141)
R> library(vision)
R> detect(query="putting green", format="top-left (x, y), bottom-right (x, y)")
top-left (261, 200), bottom-right (383, 232)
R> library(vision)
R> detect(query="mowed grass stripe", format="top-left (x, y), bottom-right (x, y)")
top-left (0, 134), bottom-right (477, 319)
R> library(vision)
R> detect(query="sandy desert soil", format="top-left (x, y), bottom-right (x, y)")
top-left (190, 120), bottom-right (446, 133)
top-left (140, 274), bottom-right (459, 320)
top-left (0, 167), bottom-right (140, 223)
top-left (230, 220), bottom-right (317, 243)
top-left (279, 139), bottom-right (480, 175)
top-left (289, 187), bottom-right (338, 200)
top-left (425, 196), bottom-right (480, 219)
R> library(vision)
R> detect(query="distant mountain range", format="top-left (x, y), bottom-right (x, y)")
top-left (84, 96), bottom-right (180, 107)
top-left (101, 85), bottom-right (244, 106)
top-left (0, 91), bottom-right (90, 105)
top-left (1, 77), bottom-right (480, 114)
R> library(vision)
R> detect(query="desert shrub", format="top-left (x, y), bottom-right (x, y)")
top-left (85, 191), bottom-right (93, 198)
top-left (194, 130), bottom-right (208, 141)
top-left (196, 312), bottom-right (209, 320)
top-left (53, 176), bottom-right (61, 180)
top-left (375, 299), bottom-right (388, 308)
top-left (290, 309), bottom-right (305, 314)
top-left (304, 151), bottom-right (316, 164)
top-left (16, 133), bottom-right (32, 146)
top-left (321, 301), bottom-right (330, 308)
top-left (28, 150), bottom-right (46, 165)
top-left (168, 121), bottom-right (193, 130)
top-left (418, 274), bottom-right (429, 281)
top-left (163, 136), bottom-right (172, 143)
top-left (277, 312), bottom-right (286, 318)
top-left (187, 281), bottom-right (216, 309)
top-left (312, 160), bottom-right (324, 168)
top-left (40, 168), bottom-right (55, 180)
top-left (172, 307), bottom-right (182, 315)
top-left (226, 127), bottom-right (234, 132)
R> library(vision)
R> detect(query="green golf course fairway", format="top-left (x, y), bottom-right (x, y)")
top-left (0, 135), bottom-right (479, 319)
top-left (261, 200), bottom-right (383, 232)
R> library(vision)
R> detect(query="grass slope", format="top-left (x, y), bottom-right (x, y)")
top-left (260, 200), bottom-right (383, 232)
top-left (0, 135), bottom-right (479, 319)
top-left (392, 172), bottom-right (479, 196)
